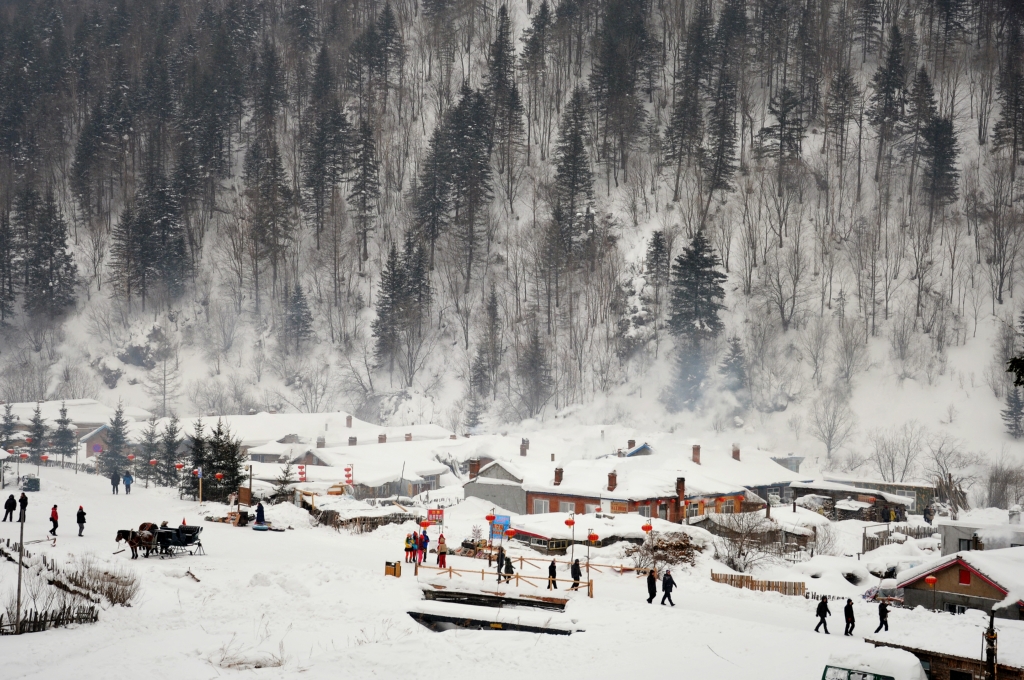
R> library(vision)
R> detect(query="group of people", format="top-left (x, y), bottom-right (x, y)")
top-left (404, 531), bottom-right (431, 564)
top-left (645, 568), bottom-right (677, 605)
top-left (2, 494), bottom-right (87, 537)
top-left (815, 596), bottom-right (890, 635)
top-left (110, 471), bottom-right (134, 494)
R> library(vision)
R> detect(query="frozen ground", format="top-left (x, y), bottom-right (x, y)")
top-left (1, 468), bottom-right (1022, 679)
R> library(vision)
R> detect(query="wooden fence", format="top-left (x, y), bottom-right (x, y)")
top-left (0, 606), bottom-right (98, 635)
top-left (711, 572), bottom-right (806, 597)
top-left (862, 524), bottom-right (937, 553)
top-left (415, 562), bottom-right (595, 597)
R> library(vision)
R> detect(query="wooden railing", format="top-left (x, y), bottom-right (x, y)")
top-left (862, 524), bottom-right (937, 553)
top-left (0, 606), bottom-right (98, 634)
top-left (415, 562), bottom-right (595, 597)
top-left (711, 572), bottom-right (806, 597)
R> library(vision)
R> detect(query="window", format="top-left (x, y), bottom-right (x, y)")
top-left (533, 499), bottom-right (549, 514)
top-left (585, 504), bottom-right (599, 514)
top-left (958, 569), bottom-right (971, 586)
top-left (950, 669), bottom-right (972, 679)
top-left (958, 538), bottom-right (972, 552)
top-left (658, 504), bottom-right (668, 520)
top-left (686, 503), bottom-right (701, 518)
top-left (783, 487), bottom-right (794, 501)
top-left (945, 603), bottom-right (968, 615)
top-left (895, 490), bottom-right (916, 511)
top-left (559, 501), bottom-right (575, 513)
top-left (638, 505), bottom-right (651, 518)
top-left (719, 502), bottom-right (735, 514)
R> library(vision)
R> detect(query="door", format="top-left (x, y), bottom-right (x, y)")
top-left (949, 671), bottom-right (972, 680)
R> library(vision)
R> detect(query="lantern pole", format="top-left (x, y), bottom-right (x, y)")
top-left (15, 506), bottom-right (25, 634)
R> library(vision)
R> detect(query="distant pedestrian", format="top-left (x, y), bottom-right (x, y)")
top-left (661, 569), bottom-right (676, 606)
top-left (18, 493), bottom-right (27, 522)
top-left (874, 601), bottom-right (889, 633)
top-left (548, 559), bottom-right (558, 590)
top-left (419, 531), bottom-right (429, 564)
top-left (570, 559), bottom-right (582, 591)
top-left (503, 556), bottom-right (514, 584)
top-left (496, 546), bottom-right (506, 582)
top-left (3, 494), bottom-right (15, 521)
top-left (404, 534), bottom-right (414, 563)
top-left (437, 534), bottom-right (448, 568)
top-left (255, 501), bottom-right (265, 525)
top-left (49, 505), bottom-right (58, 536)
top-left (647, 569), bottom-right (657, 603)
top-left (844, 599), bottom-right (855, 636)
top-left (123, 472), bottom-right (133, 495)
top-left (815, 596), bottom-right (831, 633)
top-left (110, 472), bottom-right (120, 494)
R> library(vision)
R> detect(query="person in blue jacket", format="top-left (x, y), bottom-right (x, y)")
top-left (255, 501), bottom-right (265, 525)
top-left (123, 471), bottom-right (134, 495)
top-left (419, 531), bottom-right (430, 564)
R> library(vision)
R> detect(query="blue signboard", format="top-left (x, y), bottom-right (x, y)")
top-left (489, 515), bottom-right (510, 539)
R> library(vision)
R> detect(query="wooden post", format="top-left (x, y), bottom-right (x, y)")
top-left (588, 580), bottom-right (593, 598)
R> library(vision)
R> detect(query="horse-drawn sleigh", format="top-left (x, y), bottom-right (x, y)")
top-left (116, 523), bottom-right (204, 559)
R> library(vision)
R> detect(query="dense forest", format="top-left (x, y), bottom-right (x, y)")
top-left (1, 0), bottom-right (1023, 453)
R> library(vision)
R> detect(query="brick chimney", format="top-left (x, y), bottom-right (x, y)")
top-left (627, 439), bottom-right (635, 449)
top-left (346, 415), bottom-right (352, 428)
top-left (550, 453), bottom-right (555, 461)
top-left (469, 458), bottom-right (481, 480)
top-left (522, 438), bottom-right (530, 450)
top-left (450, 434), bottom-right (457, 440)
top-left (732, 444), bottom-right (740, 461)
top-left (520, 444), bottom-right (527, 456)
top-left (692, 444), bottom-right (701, 465)
top-left (316, 436), bottom-right (325, 449)
top-left (378, 434), bottom-right (387, 444)
top-left (348, 436), bottom-right (357, 446)
top-left (554, 467), bottom-right (563, 485)
top-left (405, 433), bottom-right (412, 442)
top-left (607, 471), bottom-right (617, 492)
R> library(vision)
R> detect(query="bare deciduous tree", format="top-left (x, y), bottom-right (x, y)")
top-left (810, 386), bottom-right (857, 457)
top-left (869, 421), bottom-right (926, 482)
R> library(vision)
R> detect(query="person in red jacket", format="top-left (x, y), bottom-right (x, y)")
top-left (49, 505), bottom-right (58, 536)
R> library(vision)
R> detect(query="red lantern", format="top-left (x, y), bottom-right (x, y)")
top-left (587, 532), bottom-right (599, 542)
top-left (25, 438), bottom-right (32, 445)
top-left (420, 520), bottom-right (430, 529)
top-left (924, 575), bottom-right (937, 586)
top-left (595, 507), bottom-right (602, 513)
top-left (19, 452), bottom-right (28, 460)
top-left (485, 513), bottom-right (496, 523)
top-left (504, 528), bottom-right (516, 538)
top-left (175, 462), bottom-right (184, 470)
top-left (41, 454), bottom-right (48, 463)
top-left (215, 472), bottom-right (224, 481)
top-left (192, 469), bottom-right (199, 476)
top-left (149, 459), bottom-right (158, 466)
top-left (127, 454), bottom-right (136, 461)
top-left (564, 517), bottom-right (575, 527)
top-left (641, 522), bottom-right (653, 533)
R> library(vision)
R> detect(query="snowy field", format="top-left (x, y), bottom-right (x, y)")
top-left (3, 468), bottom-right (1022, 679)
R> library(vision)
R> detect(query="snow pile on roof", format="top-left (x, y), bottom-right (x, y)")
top-left (314, 495), bottom-right (423, 520)
top-left (826, 647), bottom-right (926, 680)
top-left (6, 398), bottom-right (152, 428)
top-left (511, 511), bottom-right (714, 546)
top-left (897, 546), bottom-right (1024, 599)
top-left (790, 480), bottom-right (914, 505)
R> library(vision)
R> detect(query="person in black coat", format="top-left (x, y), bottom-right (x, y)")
top-left (547, 559), bottom-right (558, 590)
top-left (661, 569), bottom-right (677, 606)
top-left (874, 601), bottom-right (889, 633)
top-left (815, 596), bottom-right (831, 633)
top-left (18, 493), bottom-right (27, 522)
top-left (496, 546), bottom-right (506, 582)
top-left (570, 559), bottom-right (582, 591)
top-left (844, 599), bottom-right (855, 636)
top-left (502, 556), bottom-right (514, 584)
top-left (255, 501), bottom-right (265, 525)
top-left (77, 506), bottom-right (86, 536)
top-left (110, 471), bottom-right (120, 494)
top-left (647, 569), bottom-right (657, 604)
top-left (2, 494), bottom-right (15, 521)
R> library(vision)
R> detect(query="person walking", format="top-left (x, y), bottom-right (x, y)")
top-left (502, 556), bottom-right (514, 584)
top-left (18, 493), bottom-right (28, 522)
top-left (3, 494), bottom-right (15, 521)
top-left (404, 534), bottom-right (413, 563)
top-left (874, 601), bottom-right (889, 633)
top-left (815, 596), bottom-right (831, 633)
top-left (437, 534), bottom-right (448, 568)
top-left (570, 559), bottom-right (582, 591)
top-left (844, 599), bottom-right (856, 636)
top-left (110, 471), bottom-right (120, 494)
top-left (419, 531), bottom-right (430, 564)
top-left (255, 501), bottom-right (265, 525)
top-left (123, 471), bottom-right (134, 495)
top-left (411, 531), bottom-right (419, 564)
top-left (547, 559), bottom-right (558, 590)
top-left (49, 505), bottom-right (58, 536)
top-left (647, 568), bottom-right (658, 603)
top-left (496, 546), bottom-right (506, 582)
top-left (660, 569), bottom-right (677, 606)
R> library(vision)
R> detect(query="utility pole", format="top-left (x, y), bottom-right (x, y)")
top-left (15, 507), bottom-right (25, 634)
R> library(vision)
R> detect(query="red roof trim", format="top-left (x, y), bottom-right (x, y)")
top-left (898, 557), bottom-right (1011, 596)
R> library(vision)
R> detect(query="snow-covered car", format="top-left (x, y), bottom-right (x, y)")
top-left (822, 648), bottom-right (927, 680)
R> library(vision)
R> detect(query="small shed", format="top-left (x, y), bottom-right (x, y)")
top-left (897, 547), bottom-right (1024, 619)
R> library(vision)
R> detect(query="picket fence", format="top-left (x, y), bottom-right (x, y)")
top-left (0, 606), bottom-right (98, 635)
top-left (711, 572), bottom-right (806, 596)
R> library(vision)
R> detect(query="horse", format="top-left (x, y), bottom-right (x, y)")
top-left (116, 523), bottom-right (159, 559)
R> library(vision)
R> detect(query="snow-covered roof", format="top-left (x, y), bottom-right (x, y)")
top-left (826, 648), bottom-right (926, 680)
top-left (823, 471), bottom-right (936, 489)
top-left (790, 480), bottom-right (914, 505)
top-left (3, 399), bottom-right (152, 429)
top-left (897, 547), bottom-right (1024, 602)
top-left (868, 608), bottom-right (1024, 668)
top-left (511, 511), bottom-right (714, 545)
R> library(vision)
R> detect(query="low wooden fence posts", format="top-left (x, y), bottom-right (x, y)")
top-left (710, 572), bottom-right (807, 597)
top-left (0, 606), bottom-right (98, 635)
top-left (415, 562), bottom-right (595, 597)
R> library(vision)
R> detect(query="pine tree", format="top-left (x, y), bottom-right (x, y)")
top-left (349, 118), bottom-right (380, 266)
top-left (159, 416), bottom-right (183, 487)
top-left (184, 418), bottom-right (207, 499)
top-left (921, 115), bottom-right (960, 230)
top-left (720, 336), bottom-right (748, 393)
top-left (206, 419), bottom-right (244, 502)
top-left (1, 404), bottom-right (16, 451)
top-left (139, 417), bottom-right (160, 486)
top-left (471, 285), bottom-right (504, 400)
top-left (448, 85), bottom-right (492, 291)
top-left (672, 345), bottom-right (708, 411)
top-left (520, 0), bottom-right (551, 165)
top-left (667, 231), bottom-right (727, 347)
top-left (868, 24), bottom-right (908, 182)
top-left (646, 231), bottom-right (670, 352)
top-left (552, 87), bottom-right (594, 263)
top-left (272, 461), bottom-right (297, 502)
top-left (665, 0), bottom-right (712, 200)
top-left (992, 25), bottom-right (1024, 182)
top-left (284, 282), bottom-right (315, 353)
top-left (102, 402), bottom-right (131, 478)
top-left (758, 87), bottom-right (806, 190)
top-left (826, 66), bottom-right (861, 169)
top-left (1002, 386), bottom-right (1024, 438)
top-left (515, 326), bottom-right (552, 418)
top-left (372, 243), bottom-right (404, 373)
top-left (415, 118), bottom-right (452, 269)
top-left (53, 401), bottom-right (77, 468)
top-left (27, 404), bottom-right (46, 465)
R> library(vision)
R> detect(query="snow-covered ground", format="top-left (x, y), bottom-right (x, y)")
top-left (3, 468), bottom-right (1022, 679)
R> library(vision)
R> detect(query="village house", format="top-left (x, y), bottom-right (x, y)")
top-left (822, 471), bottom-right (937, 511)
top-left (897, 547), bottom-right (1024, 619)
top-left (936, 516), bottom-right (1024, 556)
top-left (789, 479), bottom-right (914, 522)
